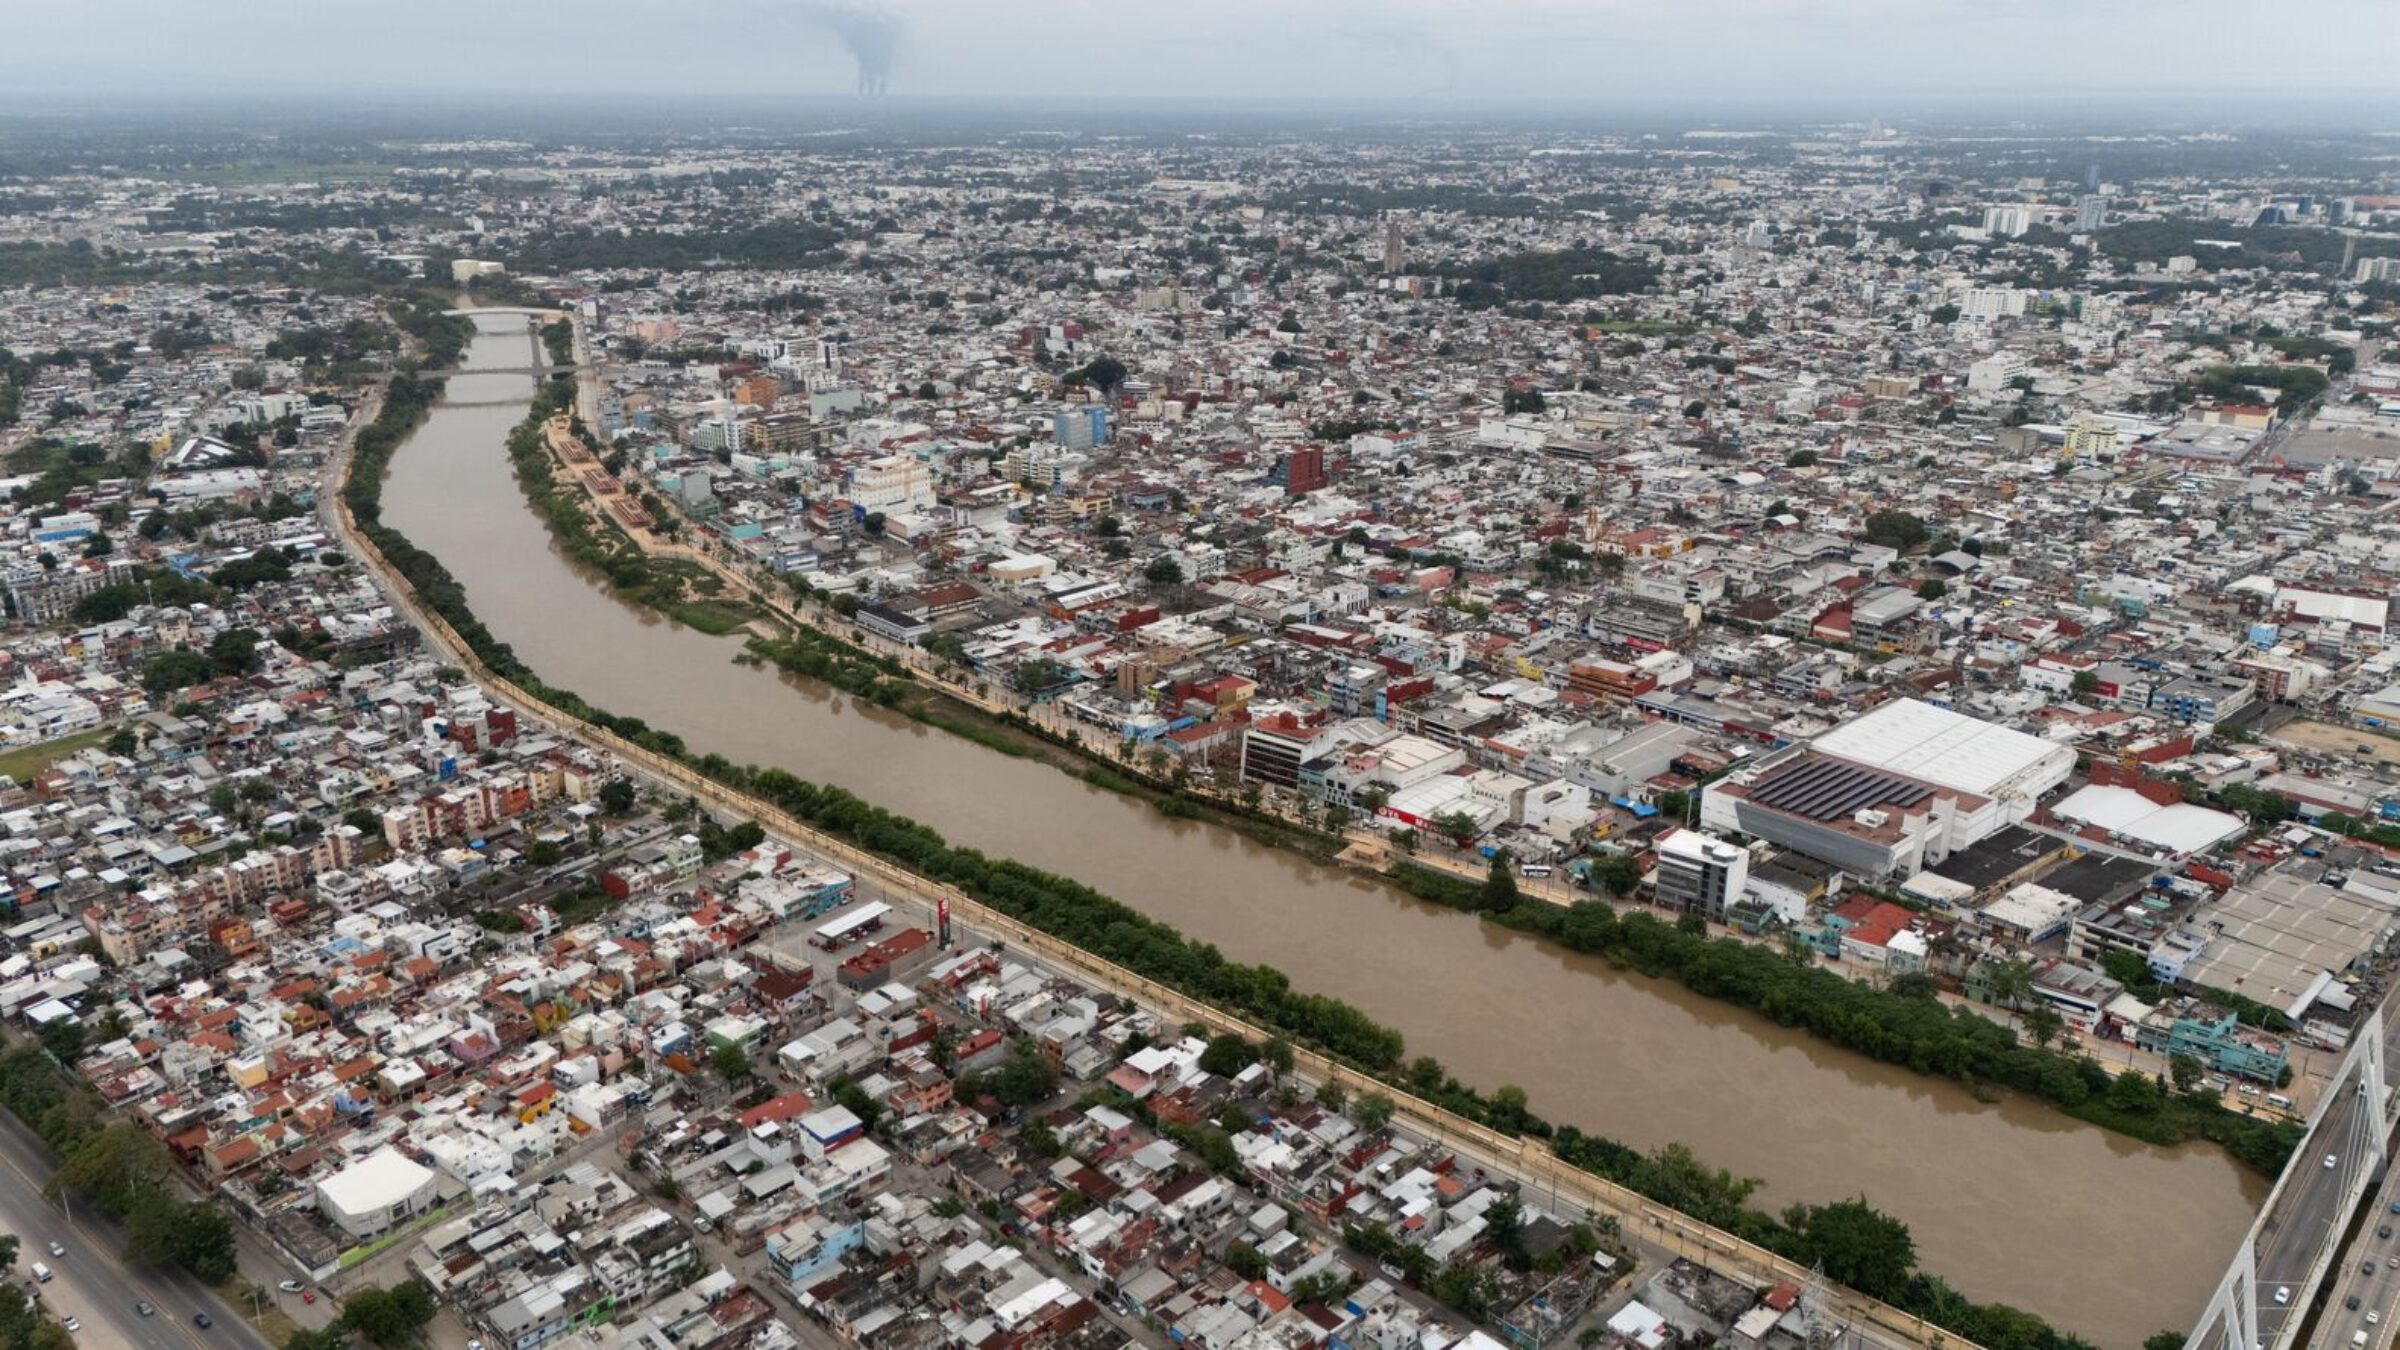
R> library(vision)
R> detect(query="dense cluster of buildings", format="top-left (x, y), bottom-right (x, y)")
top-left (0, 555), bottom-right (1861, 1349)
top-left (5, 113), bottom-right (2400, 1344)
top-left (449, 129), bottom-right (2400, 1100)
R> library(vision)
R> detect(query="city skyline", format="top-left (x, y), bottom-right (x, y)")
top-left (2, 13), bottom-right (2399, 1350)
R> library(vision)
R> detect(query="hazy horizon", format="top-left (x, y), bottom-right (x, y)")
top-left (7, 0), bottom-right (2399, 110)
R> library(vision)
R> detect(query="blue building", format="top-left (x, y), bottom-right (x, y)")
top-left (1053, 405), bottom-right (1109, 449)
top-left (765, 1214), bottom-right (866, 1291)
top-left (2136, 1006), bottom-right (2290, 1084)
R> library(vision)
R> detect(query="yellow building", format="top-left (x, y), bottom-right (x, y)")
top-left (2064, 416), bottom-right (2119, 458)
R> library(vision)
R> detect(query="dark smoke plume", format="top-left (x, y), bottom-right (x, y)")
top-left (791, 1), bottom-right (901, 94)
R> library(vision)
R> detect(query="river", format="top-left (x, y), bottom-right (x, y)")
top-left (382, 315), bottom-right (2259, 1347)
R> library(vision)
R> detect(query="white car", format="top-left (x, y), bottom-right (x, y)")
top-left (45, 1242), bottom-right (62, 1258)
top-left (59, 1317), bottom-right (77, 1333)
top-left (2276, 1287), bottom-right (2293, 1305)
top-left (2327, 1154), bottom-right (2341, 1169)
top-left (277, 1280), bottom-right (305, 1294)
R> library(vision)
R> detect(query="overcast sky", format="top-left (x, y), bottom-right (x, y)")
top-left (8, 0), bottom-right (2399, 107)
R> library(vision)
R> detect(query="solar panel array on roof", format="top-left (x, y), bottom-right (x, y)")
top-left (1748, 756), bottom-right (1930, 822)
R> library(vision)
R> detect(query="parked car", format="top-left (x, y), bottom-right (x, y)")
top-left (277, 1281), bottom-right (305, 1294)
top-left (58, 1318), bottom-right (76, 1333)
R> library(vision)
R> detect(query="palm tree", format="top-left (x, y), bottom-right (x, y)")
top-left (2022, 1005), bottom-right (2065, 1049)
top-left (1983, 957), bottom-right (2038, 1011)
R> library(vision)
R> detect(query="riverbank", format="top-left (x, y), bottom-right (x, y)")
top-left (1382, 861), bottom-right (2301, 1176)
top-left (527, 370), bottom-right (2290, 1186)
top-left (361, 316), bottom-right (2266, 1346)
top-left (516, 396), bottom-right (1359, 868)
top-left (336, 385), bottom-right (2036, 1350)
top-left (332, 337), bottom-right (2160, 1350)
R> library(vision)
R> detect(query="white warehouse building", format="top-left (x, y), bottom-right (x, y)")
top-left (1807, 698), bottom-right (2076, 832)
top-left (1701, 699), bottom-right (2075, 878)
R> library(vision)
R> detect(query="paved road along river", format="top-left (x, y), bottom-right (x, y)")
top-left (381, 316), bottom-right (2262, 1347)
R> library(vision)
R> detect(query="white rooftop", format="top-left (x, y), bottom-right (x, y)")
top-left (316, 1145), bottom-right (435, 1218)
top-left (2051, 785), bottom-right (2245, 855)
top-left (1980, 882), bottom-right (2081, 936)
top-left (1810, 698), bottom-right (2074, 801)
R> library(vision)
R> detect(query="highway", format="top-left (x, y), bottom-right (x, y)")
top-left (2255, 1076), bottom-right (2380, 1341)
top-left (2248, 991), bottom-right (2400, 1347)
top-left (2322, 1158), bottom-right (2400, 1350)
top-left (2308, 985), bottom-right (2400, 1349)
top-left (0, 1110), bottom-right (270, 1350)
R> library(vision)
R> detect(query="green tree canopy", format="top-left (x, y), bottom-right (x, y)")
top-left (140, 648), bottom-right (213, 698)
top-left (1589, 852), bottom-right (1643, 896)
top-left (1353, 1091), bottom-right (1396, 1132)
top-left (958, 1038), bottom-right (1057, 1108)
top-left (2106, 1068), bottom-right (2166, 1115)
top-left (1864, 509), bottom-right (1930, 551)
top-left (1481, 851), bottom-right (1521, 912)
top-left (710, 1040), bottom-right (752, 1083)
top-left (1431, 810), bottom-right (1482, 847)
top-left (341, 1279), bottom-right (439, 1348)
top-left (1198, 1032), bottom-right (1258, 1077)
top-left (1784, 1197), bottom-right (1917, 1300)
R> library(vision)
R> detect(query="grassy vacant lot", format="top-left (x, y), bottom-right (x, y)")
top-left (0, 727), bottom-right (111, 783)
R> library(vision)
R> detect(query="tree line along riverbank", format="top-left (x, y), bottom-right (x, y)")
top-left (341, 369), bottom-right (2207, 1350)
top-left (524, 378), bottom-right (2301, 1183)
top-left (511, 384), bottom-right (1364, 866)
top-left (1382, 863), bottom-right (2300, 1176)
